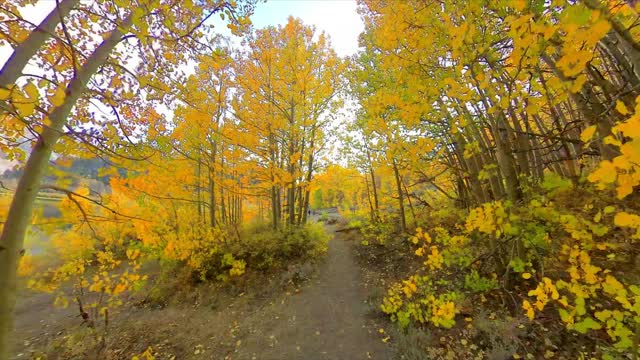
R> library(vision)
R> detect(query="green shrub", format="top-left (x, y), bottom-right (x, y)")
top-left (463, 270), bottom-right (498, 293)
top-left (152, 221), bottom-right (329, 286)
top-left (360, 221), bottom-right (395, 245)
top-left (227, 222), bottom-right (329, 271)
top-left (347, 219), bottom-right (363, 229)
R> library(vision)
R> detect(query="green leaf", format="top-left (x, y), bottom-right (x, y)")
top-left (575, 297), bottom-right (586, 316)
top-left (564, 5), bottom-right (592, 25)
top-left (594, 310), bottom-right (611, 322)
top-left (397, 311), bottom-right (410, 328)
top-left (573, 317), bottom-right (601, 334)
top-left (531, 0), bottom-right (545, 15)
top-left (614, 335), bottom-right (633, 349)
top-left (541, 173), bottom-right (572, 192)
top-left (558, 308), bottom-right (573, 324)
top-left (509, 258), bottom-right (526, 272)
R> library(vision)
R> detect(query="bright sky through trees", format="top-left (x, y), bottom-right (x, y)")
top-left (0, 0), bottom-right (363, 64)
top-left (251, 0), bottom-right (363, 56)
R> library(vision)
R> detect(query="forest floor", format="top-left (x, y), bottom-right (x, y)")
top-left (11, 222), bottom-right (395, 360)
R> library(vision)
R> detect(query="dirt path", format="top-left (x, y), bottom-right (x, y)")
top-left (230, 225), bottom-right (394, 360)
top-left (10, 223), bottom-right (395, 359)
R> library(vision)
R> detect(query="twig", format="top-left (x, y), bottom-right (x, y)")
top-left (61, 189), bottom-right (98, 237)
top-left (40, 184), bottom-right (149, 222)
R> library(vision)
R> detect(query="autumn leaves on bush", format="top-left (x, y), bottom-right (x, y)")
top-left (18, 184), bottom-right (329, 316)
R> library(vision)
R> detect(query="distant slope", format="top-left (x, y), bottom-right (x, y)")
top-left (1, 157), bottom-right (117, 195)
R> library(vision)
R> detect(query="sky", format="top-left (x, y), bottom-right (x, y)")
top-left (0, 0), bottom-right (364, 171)
top-left (250, 0), bottom-right (363, 57)
top-left (0, 0), bottom-right (363, 65)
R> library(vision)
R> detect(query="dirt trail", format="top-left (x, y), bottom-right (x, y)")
top-left (230, 225), bottom-right (394, 360)
top-left (10, 223), bottom-right (395, 359)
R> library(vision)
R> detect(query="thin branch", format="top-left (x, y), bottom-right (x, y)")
top-left (40, 184), bottom-right (149, 222)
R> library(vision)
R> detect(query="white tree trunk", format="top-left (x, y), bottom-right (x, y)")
top-left (0, 0), bottom-right (78, 88)
top-left (0, 15), bottom-right (131, 358)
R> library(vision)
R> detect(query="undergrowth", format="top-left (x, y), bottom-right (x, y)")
top-left (358, 179), bottom-right (640, 359)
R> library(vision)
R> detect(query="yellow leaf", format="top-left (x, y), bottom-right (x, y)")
top-left (592, 18), bottom-right (611, 36)
top-left (0, 88), bottom-right (11, 100)
top-left (126, 248), bottom-right (141, 260)
top-left (616, 181), bottom-right (634, 199)
top-left (522, 272), bottom-right (532, 279)
top-left (12, 82), bottom-right (39, 117)
top-left (603, 135), bottom-right (621, 146)
top-left (526, 103), bottom-right (539, 114)
top-left (615, 100), bottom-right (629, 115)
top-left (580, 125), bottom-right (597, 143)
top-left (617, 115), bottom-right (640, 138)
top-left (24, 82), bottom-right (39, 101)
top-left (14, 101), bottom-right (36, 117)
top-left (49, 87), bottom-right (66, 107)
top-left (570, 74), bottom-right (587, 93)
top-left (614, 211), bottom-right (640, 227)
top-left (587, 160), bottom-right (617, 185)
top-left (513, 0), bottom-right (526, 11)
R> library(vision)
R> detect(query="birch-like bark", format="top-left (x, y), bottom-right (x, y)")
top-left (0, 0), bottom-right (78, 88)
top-left (0, 15), bottom-right (132, 358)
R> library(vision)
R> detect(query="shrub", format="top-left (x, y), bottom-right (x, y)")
top-left (380, 187), bottom-right (640, 357)
top-left (360, 221), bottom-right (395, 245)
top-left (347, 219), bottom-right (364, 229)
top-left (226, 222), bottom-right (329, 271)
